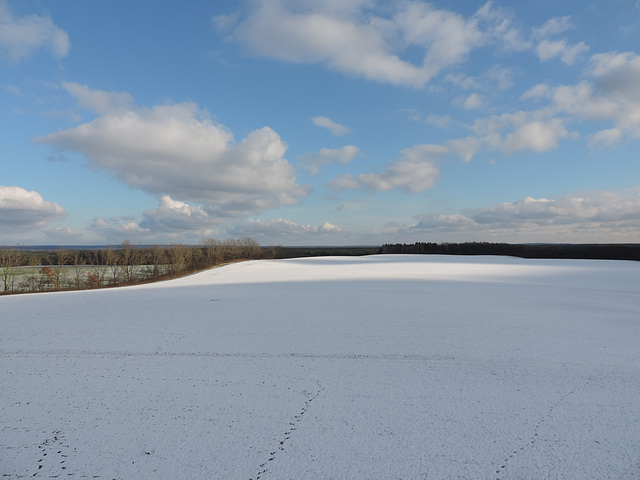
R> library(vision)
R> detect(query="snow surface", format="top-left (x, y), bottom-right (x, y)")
top-left (2, 255), bottom-right (639, 479)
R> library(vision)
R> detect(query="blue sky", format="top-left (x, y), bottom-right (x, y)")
top-left (2, 0), bottom-right (640, 246)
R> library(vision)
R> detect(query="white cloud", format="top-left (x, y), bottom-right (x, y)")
top-left (299, 145), bottom-right (360, 174)
top-left (447, 136), bottom-right (483, 163)
top-left (43, 226), bottom-right (82, 242)
top-left (312, 116), bottom-right (350, 135)
top-left (521, 83), bottom-right (551, 100)
top-left (517, 53), bottom-right (640, 146)
top-left (229, 217), bottom-right (344, 242)
top-left (586, 51), bottom-right (636, 77)
top-left (34, 84), bottom-right (311, 223)
top-left (0, 185), bottom-right (66, 231)
top-left (62, 82), bottom-right (133, 114)
top-left (212, 13), bottom-right (238, 31)
top-left (230, 1), bottom-right (428, 88)
top-left (536, 39), bottom-right (589, 65)
top-left (485, 65), bottom-right (515, 90)
top-left (445, 73), bottom-right (480, 90)
top-left (329, 144), bottom-right (445, 193)
top-left (221, 1), bottom-right (525, 88)
top-left (0, 1), bottom-right (70, 61)
top-left (533, 16), bottom-right (574, 38)
top-left (139, 196), bottom-right (217, 232)
top-left (410, 212), bottom-right (478, 230)
top-left (88, 196), bottom-right (231, 243)
top-left (502, 119), bottom-right (569, 153)
top-left (90, 217), bottom-right (152, 244)
top-left (531, 15), bottom-right (589, 66)
top-left (456, 92), bottom-right (485, 110)
top-left (588, 51), bottom-right (640, 103)
top-left (401, 187), bottom-right (640, 242)
top-left (445, 110), bottom-right (575, 161)
top-left (318, 221), bottom-right (343, 232)
top-left (425, 114), bottom-right (454, 129)
top-left (446, 65), bottom-right (514, 94)
top-left (589, 128), bottom-right (622, 147)
top-left (327, 174), bottom-right (362, 192)
top-left (474, 2), bottom-right (531, 53)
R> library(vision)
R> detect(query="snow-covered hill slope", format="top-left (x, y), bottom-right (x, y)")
top-left (2, 255), bottom-right (639, 479)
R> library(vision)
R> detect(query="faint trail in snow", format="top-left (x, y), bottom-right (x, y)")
top-left (0, 430), bottom-right (92, 479)
top-left (0, 350), bottom-right (455, 362)
top-left (495, 354), bottom-right (640, 479)
top-left (494, 380), bottom-right (589, 480)
top-left (153, 333), bottom-right (186, 355)
top-left (250, 382), bottom-right (324, 480)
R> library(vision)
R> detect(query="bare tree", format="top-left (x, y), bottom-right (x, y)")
top-left (104, 247), bottom-right (120, 285)
top-left (120, 240), bottom-right (143, 283)
top-left (150, 244), bottom-right (166, 279)
top-left (54, 248), bottom-right (70, 290)
top-left (203, 238), bottom-right (223, 266)
top-left (167, 244), bottom-right (188, 276)
top-left (25, 254), bottom-right (41, 292)
top-left (86, 250), bottom-right (106, 288)
top-left (238, 237), bottom-right (261, 259)
top-left (71, 250), bottom-right (85, 289)
top-left (0, 248), bottom-right (21, 293)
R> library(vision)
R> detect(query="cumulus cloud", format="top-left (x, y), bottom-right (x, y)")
top-left (402, 188), bottom-right (640, 242)
top-left (329, 144), bottom-right (445, 193)
top-left (532, 15), bottom-right (588, 65)
top-left (0, 1), bottom-right (70, 61)
top-left (89, 217), bottom-right (152, 244)
top-left (139, 196), bottom-right (216, 232)
top-left (229, 217), bottom-right (344, 243)
top-left (312, 116), bottom-right (350, 135)
top-left (588, 51), bottom-right (640, 103)
top-left (448, 47), bottom-right (640, 157)
top-left (218, 1), bottom-right (526, 88)
top-left (299, 145), bottom-right (360, 174)
top-left (445, 110), bottom-right (575, 161)
top-left (502, 119), bottom-right (569, 153)
top-left (520, 52), bottom-right (640, 146)
top-left (34, 84), bottom-right (311, 224)
top-left (0, 185), bottom-right (66, 231)
top-left (43, 226), bottom-right (82, 242)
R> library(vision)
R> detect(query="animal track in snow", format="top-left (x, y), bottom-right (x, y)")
top-left (33, 430), bottom-right (76, 478)
top-left (494, 380), bottom-right (590, 480)
top-left (250, 382), bottom-right (323, 480)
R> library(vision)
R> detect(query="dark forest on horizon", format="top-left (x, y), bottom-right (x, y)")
top-left (379, 242), bottom-right (640, 261)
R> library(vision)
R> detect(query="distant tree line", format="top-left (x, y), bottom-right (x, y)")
top-left (0, 238), bottom-right (275, 295)
top-left (380, 242), bottom-right (640, 261)
top-left (275, 246), bottom-right (381, 258)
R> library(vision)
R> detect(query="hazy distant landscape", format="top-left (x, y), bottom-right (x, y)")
top-left (2, 255), bottom-right (639, 479)
top-left (4, 241), bottom-right (639, 295)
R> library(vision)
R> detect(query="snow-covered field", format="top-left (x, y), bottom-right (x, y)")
top-left (2, 255), bottom-right (639, 479)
